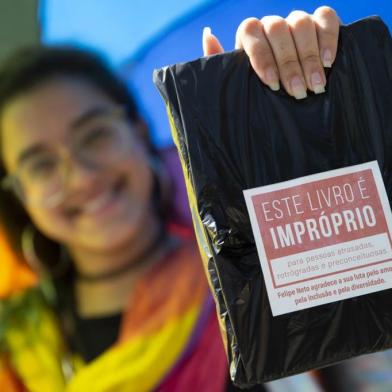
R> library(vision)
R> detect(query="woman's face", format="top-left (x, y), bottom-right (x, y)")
top-left (1, 77), bottom-right (154, 252)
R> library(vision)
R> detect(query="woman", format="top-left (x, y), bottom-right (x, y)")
top-left (0, 8), bottom-right (340, 392)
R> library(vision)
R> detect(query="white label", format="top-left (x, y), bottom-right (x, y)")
top-left (244, 161), bottom-right (392, 316)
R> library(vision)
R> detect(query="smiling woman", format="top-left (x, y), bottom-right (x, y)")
top-left (0, 49), bottom-right (162, 278)
top-left (2, 78), bottom-right (155, 256)
top-left (0, 46), bottom-right (232, 392)
top-left (0, 7), bottom-right (344, 392)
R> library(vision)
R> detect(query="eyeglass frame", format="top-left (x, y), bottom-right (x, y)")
top-left (0, 105), bottom-right (139, 207)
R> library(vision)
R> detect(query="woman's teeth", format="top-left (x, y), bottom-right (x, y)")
top-left (64, 179), bottom-right (126, 217)
top-left (83, 189), bottom-right (114, 214)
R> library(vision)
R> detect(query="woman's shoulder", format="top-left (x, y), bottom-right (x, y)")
top-left (0, 287), bottom-right (47, 390)
top-left (0, 286), bottom-right (43, 329)
top-left (0, 284), bottom-right (67, 391)
top-left (0, 284), bottom-right (49, 318)
top-left (0, 284), bottom-right (59, 353)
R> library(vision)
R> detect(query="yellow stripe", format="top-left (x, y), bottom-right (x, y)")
top-left (66, 303), bottom-right (200, 392)
top-left (165, 102), bottom-right (229, 352)
top-left (6, 310), bottom-right (66, 392)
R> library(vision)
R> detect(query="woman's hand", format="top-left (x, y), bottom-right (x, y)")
top-left (202, 6), bottom-right (340, 99)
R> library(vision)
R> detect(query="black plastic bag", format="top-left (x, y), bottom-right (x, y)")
top-left (153, 17), bottom-right (392, 387)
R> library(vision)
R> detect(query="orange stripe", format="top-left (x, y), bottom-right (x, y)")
top-left (118, 238), bottom-right (208, 341)
top-left (0, 229), bottom-right (37, 299)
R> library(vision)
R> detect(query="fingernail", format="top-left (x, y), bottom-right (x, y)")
top-left (266, 67), bottom-right (280, 91)
top-left (322, 49), bottom-right (333, 68)
top-left (203, 26), bottom-right (212, 40)
top-left (311, 71), bottom-right (325, 94)
top-left (290, 76), bottom-right (307, 99)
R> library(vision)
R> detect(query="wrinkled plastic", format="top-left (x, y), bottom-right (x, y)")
top-left (153, 17), bottom-right (392, 387)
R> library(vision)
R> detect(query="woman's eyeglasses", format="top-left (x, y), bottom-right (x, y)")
top-left (1, 106), bottom-right (136, 208)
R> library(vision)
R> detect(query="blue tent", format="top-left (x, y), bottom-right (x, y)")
top-left (40, 0), bottom-right (392, 147)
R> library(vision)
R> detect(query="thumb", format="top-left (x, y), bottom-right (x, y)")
top-left (202, 27), bottom-right (224, 56)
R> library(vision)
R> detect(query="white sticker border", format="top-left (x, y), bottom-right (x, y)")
top-left (243, 161), bottom-right (392, 316)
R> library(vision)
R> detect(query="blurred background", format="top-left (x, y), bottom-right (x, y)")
top-left (0, 0), bottom-right (391, 148)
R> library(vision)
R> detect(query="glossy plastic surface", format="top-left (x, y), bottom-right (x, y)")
top-left (154, 18), bottom-right (392, 386)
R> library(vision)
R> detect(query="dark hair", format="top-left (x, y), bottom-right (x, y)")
top-left (0, 46), bottom-right (140, 123)
top-left (0, 46), bottom-right (165, 275)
